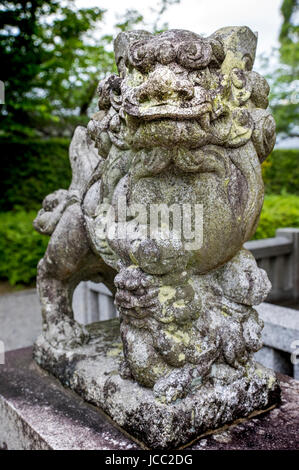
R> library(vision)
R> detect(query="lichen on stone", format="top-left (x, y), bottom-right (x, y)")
top-left (33, 25), bottom-right (280, 447)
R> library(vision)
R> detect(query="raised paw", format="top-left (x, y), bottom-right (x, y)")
top-left (114, 266), bottom-right (159, 317)
top-left (115, 265), bottom-right (157, 291)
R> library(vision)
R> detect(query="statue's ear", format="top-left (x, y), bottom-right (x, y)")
top-left (210, 26), bottom-right (258, 71)
top-left (114, 30), bottom-right (152, 76)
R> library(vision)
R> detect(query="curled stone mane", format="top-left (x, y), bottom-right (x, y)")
top-left (88, 26), bottom-right (275, 158)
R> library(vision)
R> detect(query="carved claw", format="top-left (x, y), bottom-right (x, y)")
top-left (114, 266), bottom-right (160, 317)
top-left (115, 266), bottom-right (157, 291)
top-left (115, 287), bottom-right (159, 308)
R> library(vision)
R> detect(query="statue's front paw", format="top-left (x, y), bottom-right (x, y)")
top-left (43, 318), bottom-right (90, 350)
top-left (114, 266), bottom-right (159, 317)
top-left (218, 249), bottom-right (271, 306)
top-left (42, 189), bottom-right (68, 211)
top-left (115, 265), bottom-right (156, 291)
top-left (115, 285), bottom-right (159, 316)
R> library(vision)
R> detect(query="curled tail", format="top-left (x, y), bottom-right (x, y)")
top-left (34, 126), bottom-right (101, 236)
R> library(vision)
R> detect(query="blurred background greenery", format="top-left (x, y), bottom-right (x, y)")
top-left (0, 0), bottom-right (298, 287)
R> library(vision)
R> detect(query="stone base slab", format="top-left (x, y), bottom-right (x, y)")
top-left (0, 346), bottom-right (138, 450)
top-left (0, 345), bottom-right (298, 450)
top-left (32, 319), bottom-right (280, 449)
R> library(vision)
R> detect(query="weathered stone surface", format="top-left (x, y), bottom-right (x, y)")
top-left (0, 347), bottom-right (138, 450)
top-left (33, 319), bottom-right (279, 450)
top-left (32, 26), bottom-right (279, 448)
top-left (190, 372), bottom-right (299, 451)
top-left (1, 347), bottom-right (297, 450)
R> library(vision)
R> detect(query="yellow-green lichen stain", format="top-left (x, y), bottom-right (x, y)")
top-left (33, 24), bottom-right (279, 436)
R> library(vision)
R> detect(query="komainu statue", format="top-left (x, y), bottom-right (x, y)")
top-left (33, 26), bottom-right (280, 449)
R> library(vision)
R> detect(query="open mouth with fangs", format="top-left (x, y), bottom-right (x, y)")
top-left (122, 89), bottom-right (213, 131)
top-left (121, 79), bottom-right (214, 130)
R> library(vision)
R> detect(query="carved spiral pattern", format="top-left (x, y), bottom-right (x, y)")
top-left (155, 41), bottom-right (177, 65)
top-left (251, 110), bottom-right (276, 162)
top-left (209, 38), bottom-right (225, 66)
top-left (128, 40), bottom-right (155, 71)
top-left (128, 37), bottom-right (221, 71)
top-left (177, 40), bottom-right (212, 69)
top-left (97, 75), bottom-right (119, 110)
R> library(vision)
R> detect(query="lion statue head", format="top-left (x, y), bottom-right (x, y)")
top-left (85, 26), bottom-right (276, 275)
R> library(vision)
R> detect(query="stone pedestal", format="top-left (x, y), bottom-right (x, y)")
top-left (30, 319), bottom-right (278, 449)
top-left (0, 346), bottom-right (298, 450)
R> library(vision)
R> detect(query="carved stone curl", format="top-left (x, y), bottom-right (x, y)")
top-left (33, 26), bottom-right (280, 447)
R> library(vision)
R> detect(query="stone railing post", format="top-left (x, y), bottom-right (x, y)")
top-left (276, 228), bottom-right (299, 301)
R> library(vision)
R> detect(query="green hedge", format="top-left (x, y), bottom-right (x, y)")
top-left (262, 148), bottom-right (299, 195)
top-left (0, 194), bottom-right (298, 285)
top-left (0, 211), bottom-right (49, 285)
top-left (0, 138), bottom-right (71, 211)
top-left (253, 194), bottom-right (299, 239)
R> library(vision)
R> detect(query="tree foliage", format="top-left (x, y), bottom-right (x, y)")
top-left (0, 1), bottom-right (111, 137)
top-left (268, 0), bottom-right (299, 139)
top-left (262, 148), bottom-right (299, 194)
top-left (0, 0), bottom-right (179, 139)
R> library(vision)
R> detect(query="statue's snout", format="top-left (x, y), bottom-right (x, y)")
top-left (136, 66), bottom-right (195, 103)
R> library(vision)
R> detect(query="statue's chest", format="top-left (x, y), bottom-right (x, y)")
top-left (128, 168), bottom-right (228, 209)
top-left (129, 171), bottom-right (197, 206)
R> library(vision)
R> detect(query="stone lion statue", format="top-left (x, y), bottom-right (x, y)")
top-left (34, 26), bottom-right (276, 403)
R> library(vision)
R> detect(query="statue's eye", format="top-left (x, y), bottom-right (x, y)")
top-left (133, 71), bottom-right (144, 85)
top-left (136, 46), bottom-right (146, 60)
top-left (231, 68), bottom-right (246, 89)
